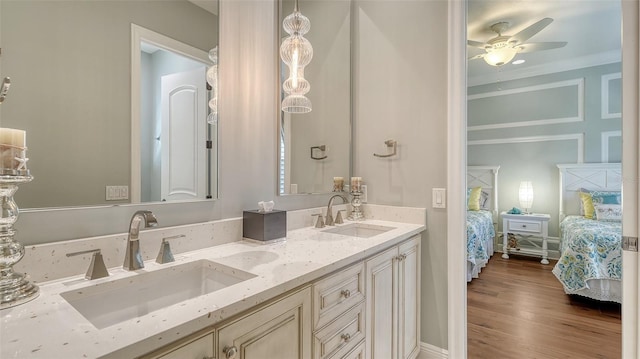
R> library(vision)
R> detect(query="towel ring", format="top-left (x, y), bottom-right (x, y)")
top-left (373, 139), bottom-right (397, 158)
top-left (310, 145), bottom-right (327, 160)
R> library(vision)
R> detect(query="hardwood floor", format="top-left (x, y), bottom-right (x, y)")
top-left (467, 254), bottom-right (621, 359)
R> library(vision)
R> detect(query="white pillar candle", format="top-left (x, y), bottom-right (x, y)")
top-left (350, 177), bottom-right (362, 192)
top-left (333, 177), bottom-right (344, 192)
top-left (0, 128), bottom-right (26, 148)
top-left (0, 128), bottom-right (27, 170)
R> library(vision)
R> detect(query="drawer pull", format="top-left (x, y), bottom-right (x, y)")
top-left (341, 289), bottom-right (351, 298)
top-left (223, 346), bottom-right (238, 359)
top-left (341, 333), bottom-right (351, 342)
top-left (522, 224), bottom-right (527, 228)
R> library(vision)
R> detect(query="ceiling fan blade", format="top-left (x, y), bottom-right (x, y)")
top-left (509, 18), bottom-right (553, 44)
top-left (468, 54), bottom-right (485, 61)
top-left (467, 40), bottom-right (487, 48)
top-left (518, 42), bottom-right (568, 53)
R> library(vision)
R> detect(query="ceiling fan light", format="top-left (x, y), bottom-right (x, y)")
top-left (484, 46), bottom-right (518, 66)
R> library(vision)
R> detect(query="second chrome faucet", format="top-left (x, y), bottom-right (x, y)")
top-left (123, 210), bottom-right (158, 270)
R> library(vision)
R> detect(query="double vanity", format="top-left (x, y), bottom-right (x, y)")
top-left (0, 205), bottom-right (425, 359)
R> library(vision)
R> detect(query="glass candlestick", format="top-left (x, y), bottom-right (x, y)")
top-left (0, 169), bottom-right (39, 309)
top-left (348, 191), bottom-right (364, 221)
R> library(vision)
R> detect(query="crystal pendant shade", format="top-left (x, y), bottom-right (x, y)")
top-left (207, 46), bottom-right (218, 124)
top-left (280, 3), bottom-right (313, 113)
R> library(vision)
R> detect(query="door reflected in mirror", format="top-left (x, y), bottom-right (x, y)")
top-left (278, 0), bottom-right (351, 195)
top-left (0, 0), bottom-right (219, 209)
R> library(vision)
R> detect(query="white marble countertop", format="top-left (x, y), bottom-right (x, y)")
top-left (0, 219), bottom-right (424, 359)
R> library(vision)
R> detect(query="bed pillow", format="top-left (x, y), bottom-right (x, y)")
top-left (467, 186), bottom-right (482, 211)
top-left (579, 192), bottom-right (596, 219)
top-left (578, 189), bottom-right (621, 218)
top-left (594, 204), bottom-right (623, 222)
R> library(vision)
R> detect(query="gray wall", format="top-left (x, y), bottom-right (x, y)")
top-left (354, 0), bottom-right (449, 349)
top-left (468, 63), bottom-right (622, 238)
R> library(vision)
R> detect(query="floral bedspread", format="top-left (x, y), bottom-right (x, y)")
top-left (552, 215), bottom-right (622, 291)
top-left (466, 210), bottom-right (494, 267)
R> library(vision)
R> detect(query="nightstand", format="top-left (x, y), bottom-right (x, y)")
top-left (501, 212), bottom-right (551, 264)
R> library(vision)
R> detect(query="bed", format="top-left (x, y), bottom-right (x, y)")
top-left (552, 163), bottom-right (622, 303)
top-left (466, 166), bottom-right (500, 282)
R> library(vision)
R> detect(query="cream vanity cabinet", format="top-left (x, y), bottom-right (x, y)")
top-left (217, 287), bottom-right (312, 359)
top-left (365, 235), bottom-right (420, 359)
top-left (146, 288), bottom-right (311, 359)
top-left (144, 235), bottom-right (421, 359)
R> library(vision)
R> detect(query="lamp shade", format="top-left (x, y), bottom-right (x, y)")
top-left (484, 46), bottom-right (518, 66)
top-left (518, 181), bottom-right (534, 212)
top-left (280, 4), bottom-right (313, 113)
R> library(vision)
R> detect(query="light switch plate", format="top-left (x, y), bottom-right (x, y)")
top-left (360, 185), bottom-right (368, 203)
top-left (432, 188), bottom-right (446, 208)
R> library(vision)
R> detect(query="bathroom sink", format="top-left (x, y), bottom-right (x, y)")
top-left (322, 223), bottom-right (395, 238)
top-left (60, 260), bottom-right (256, 329)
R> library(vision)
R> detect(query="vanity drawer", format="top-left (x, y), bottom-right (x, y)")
top-left (507, 220), bottom-right (542, 234)
top-left (313, 262), bottom-right (365, 329)
top-left (314, 302), bottom-right (365, 359)
top-left (154, 333), bottom-right (214, 359)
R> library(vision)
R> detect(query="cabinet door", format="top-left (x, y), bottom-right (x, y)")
top-left (217, 287), bottom-right (312, 359)
top-left (365, 246), bottom-right (398, 359)
top-left (398, 237), bottom-right (420, 359)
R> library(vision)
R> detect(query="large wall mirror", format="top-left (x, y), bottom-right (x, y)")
top-left (0, 0), bottom-right (219, 209)
top-left (277, 0), bottom-right (352, 195)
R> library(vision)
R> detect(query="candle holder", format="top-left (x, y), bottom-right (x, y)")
top-left (348, 191), bottom-right (364, 221)
top-left (0, 168), bottom-right (39, 309)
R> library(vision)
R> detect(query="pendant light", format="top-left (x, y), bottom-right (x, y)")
top-left (280, 0), bottom-right (313, 113)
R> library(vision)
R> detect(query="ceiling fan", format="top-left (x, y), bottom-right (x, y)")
top-left (468, 18), bottom-right (567, 66)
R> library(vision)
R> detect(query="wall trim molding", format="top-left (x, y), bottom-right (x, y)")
top-left (468, 50), bottom-right (620, 87)
top-left (601, 130), bottom-right (622, 163)
top-left (601, 72), bottom-right (622, 119)
top-left (420, 342), bottom-right (448, 359)
top-left (468, 133), bottom-right (585, 163)
top-left (468, 78), bottom-right (584, 131)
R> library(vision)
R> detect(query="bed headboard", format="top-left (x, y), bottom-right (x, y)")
top-left (557, 163), bottom-right (622, 221)
top-left (467, 166), bottom-right (500, 217)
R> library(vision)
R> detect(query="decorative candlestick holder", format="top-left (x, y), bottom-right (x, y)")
top-left (0, 167), bottom-right (39, 309)
top-left (348, 191), bottom-right (364, 221)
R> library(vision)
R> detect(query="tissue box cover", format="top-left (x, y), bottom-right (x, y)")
top-left (243, 209), bottom-right (287, 241)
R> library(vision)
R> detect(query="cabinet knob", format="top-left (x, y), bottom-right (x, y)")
top-left (223, 346), bottom-right (238, 359)
top-left (341, 333), bottom-right (351, 342)
top-left (522, 224), bottom-right (527, 228)
top-left (341, 289), bottom-right (351, 298)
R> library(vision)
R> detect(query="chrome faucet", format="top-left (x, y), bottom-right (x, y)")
top-left (123, 210), bottom-right (158, 270)
top-left (325, 194), bottom-right (348, 226)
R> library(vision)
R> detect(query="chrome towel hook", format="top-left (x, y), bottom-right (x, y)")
top-left (310, 145), bottom-right (327, 160)
top-left (373, 139), bottom-right (397, 158)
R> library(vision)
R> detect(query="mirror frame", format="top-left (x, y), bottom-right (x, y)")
top-left (275, 0), bottom-right (354, 196)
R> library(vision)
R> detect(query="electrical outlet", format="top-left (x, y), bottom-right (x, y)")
top-left (106, 186), bottom-right (129, 200)
top-left (361, 184), bottom-right (368, 203)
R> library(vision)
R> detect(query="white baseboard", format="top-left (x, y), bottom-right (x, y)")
top-left (420, 342), bottom-right (448, 359)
